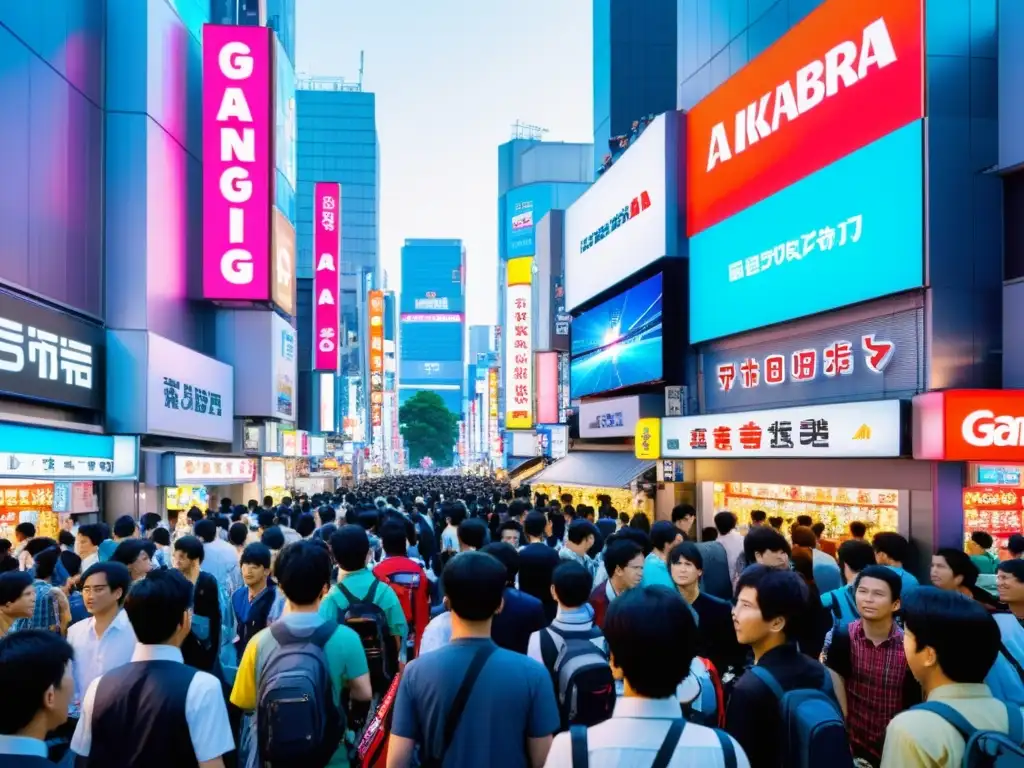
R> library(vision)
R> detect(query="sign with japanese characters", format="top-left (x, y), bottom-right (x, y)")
top-left (660, 400), bottom-right (903, 459)
top-left (0, 290), bottom-right (103, 410)
top-left (913, 389), bottom-right (1024, 462)
top-left (313, 182), bottom-right (342, 371)
top-left (578, 395), bottom-right (660, 439)
top-left (488, 367), bottom-right (501, 459)
top-left (702, 309), bottom-right (922, 412)
top-left (686, 0), bottom-right (923, 237)
top-left (505, 257), bottom-right (533, 429)
top-left (690, 121), bottom-right (924, 342)
top-left (369, 290), bottom-right (384, 428)
top-left (962, 486), bottom-right (1024, 551)
top-left (146, 333), bottom-right (234, 442)
top-left (0, 426), bottom-right (137, 481)
top-left (172, 455), bottom-right (256, 485)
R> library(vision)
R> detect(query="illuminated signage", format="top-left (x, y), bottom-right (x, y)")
top-left (414, 297), bottom-right (449, 311)
top-left (963, 486), bottom-right (1024, 551)
top-left (173, 455), bottom-right (256, 484)
top-left (369, 290), bottom-right (384, 427)
top-left (313, 182), bottom-right (341, 370)
top-left (504, 258), bottom-right (533, 430)
top-left (914, 390), bottom-right (1024, 462)
top-left (271, 208), bottom-right (296, 316)
top-left (579, 190), bottom-right (651, 254)
top-left (635, 418), bottom-right (660, 460)
top-left (400, 313), bottom-right (463, 323)
top-left (488, 367), bottom-right (500, 458)
top-left (319, 372), bottom-right (335, 433)
top-left (686, 0), bottom-right (924, 237)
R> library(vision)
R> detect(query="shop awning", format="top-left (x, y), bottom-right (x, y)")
top-left (528, 452), bottom-right (655, 489)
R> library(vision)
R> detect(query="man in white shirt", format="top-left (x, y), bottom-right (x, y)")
top-left (714, 512), bottom-right (746, 586)
top-left (194, 519), bottom-right (242, 595)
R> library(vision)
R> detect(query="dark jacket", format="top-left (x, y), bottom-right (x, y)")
top-left (491, 587), bottom-right (548, 654)
top-left (589, 582), bottom-right (612, 629)
top-left (696, 541), bottom-right (734, 601)
top-left (692, 592), bottom-right (745, 675)
top-left (180, 571), bottom-right (222, 675)
top-left (0, 752), bottom-right (55, 767)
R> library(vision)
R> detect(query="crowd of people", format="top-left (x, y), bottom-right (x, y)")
top-left (1, 476), bottom-right (1023, 767)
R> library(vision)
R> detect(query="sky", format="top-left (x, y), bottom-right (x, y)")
top-left (296, 0), bottom-right (594, 327)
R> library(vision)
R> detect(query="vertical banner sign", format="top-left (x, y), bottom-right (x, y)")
top-left (488, 367), bottom-right (500, 459)
top-left (202, 25), bottom-right (273, 301)
top-left (369, 290), bottom-right (385, 428)
top-left (505, 257), bottom-right (534, 429)
top-left (313, 182), bottom-right (341, 370)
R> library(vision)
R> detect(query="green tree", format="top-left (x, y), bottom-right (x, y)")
top-left (399, 390), bottom-right (459, 467)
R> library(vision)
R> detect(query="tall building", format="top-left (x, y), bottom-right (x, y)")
top-left (592, 0), bottom-right (677, 172)
top-left (399, 239), bottom-right (465, 414)
top-left (296, 81), bottom-right (380, 441)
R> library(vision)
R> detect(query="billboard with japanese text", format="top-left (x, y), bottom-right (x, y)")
top-left (312, 182), bottom-right (341, 370)
top-left (504, 257), bottom-right (533, 429)
top-left (369, 290), bottom-right (384, 427)
top-left (690, 121), bottom-right (924, 343)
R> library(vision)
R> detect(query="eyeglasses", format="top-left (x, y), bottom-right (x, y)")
top-left (81, 585), bottom-right (109, 595)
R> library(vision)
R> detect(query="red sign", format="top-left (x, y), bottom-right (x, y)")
top-left (686, 0), bottom-right (923, 237)
top-left (963, 486), bottom-right (1024, 551)
top-left (313, 182), bottom-right (341, 370)
top-left (914, 390), bottom-right (1024, 461)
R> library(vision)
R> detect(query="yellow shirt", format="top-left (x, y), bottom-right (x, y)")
top-left (880, 683), bottom-right (1023, 767)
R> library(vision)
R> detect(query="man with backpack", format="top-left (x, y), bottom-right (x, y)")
top-left (322, 526), bottom-right (407, 695)
top-left (726, 565), bottom-right (853, 768)
top-left (544, 585), bottom-right (748, 767)
top-left (373, 521), bottom-right (429, 660)
top-left (880, 586), bottom-right (1024, 767)
top-left (230, 540), bottom-right (372, 768)
top-left (527, 561), bottom-right (614, 730)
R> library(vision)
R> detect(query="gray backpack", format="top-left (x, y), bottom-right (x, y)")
top-left (913, 701), bottom-right (1024, 767)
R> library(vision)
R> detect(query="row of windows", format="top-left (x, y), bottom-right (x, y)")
top-left (295, 211), bottom-right (378, 229)
top-left (296, 119), bottom-right (377, 136)
top-left (296, 195), bottom-right (377, 214)
top-left (297, 129), bottom-right (377, 144)
top-left (297, 142), bottom-right (377, 158)
top-left (296, 99), bottom-right (375, 116)
top-left (295, 168), bottom-right (377, 185)
top-left (297, 156), bottom-right (377, 173)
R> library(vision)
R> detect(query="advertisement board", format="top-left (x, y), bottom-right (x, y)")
top-left (564, 114), bottom-right (671, 311)
top-left (318, 372), bottom-right (335, 433)
top-left (272, 314), bottom-right (296, 421)
top-left (913, 390), bottom-right (1024, 462)
top-left (571, 273), bottom-right (663, 399)
top-left (506, 185), bottom-right (552, 259)
top-left (535, 352), bottom-right (559, 425)
top-left (274, 36), bottom-right (297, 195)
top-left (202, 24), bottom-right (274, 302)
top-left (0, 427), bottom-right (136, 481)
top-left (172, 455), bottom-right (256, 485)
top-left (271, 208), bottom-right (296, 316)
top-left (399, 360), bottom-right (463, 381)
top-left (313, 182), bottom-right (341, 370)
top-left (369, 290), bottom-right (384, 427)
top-left (488, 367), bottom-right (501, 459)
top-left (661, 400), bottom-right (902, 459)
top-left (702, 308), bottom-right (923, 412)
top-left (685, 0), bottom-right (924, 237)
top-left (505, 258), bottom-right (533, 429)
top-left (399, 313), bottom-right (463, 324)
top-left (690, 121), bottom-right (924, 342)
top-left (578, 396), bottom-right (647, 439)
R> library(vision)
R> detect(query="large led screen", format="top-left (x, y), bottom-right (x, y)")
top-left (689, 121), bottom-right (924, 343)
top-left (570, 273), bottom-right (663, 399)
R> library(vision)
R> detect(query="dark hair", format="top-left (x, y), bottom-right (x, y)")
top-left (228, 522), bottom-right (249, 548)
top-left (111, 539), bottom-right (154, 569)
top-left (767, 516), bottom-right (783, 530)
top-left (701, 527), bottom-right (718, 541)
top-left (603, 539), bottom-right (643, 580)
top-left (0, 539), bottom-right (9, 556)
top-left (82, 562), bottom-right (132, 605)
top-left (605, 586), bottom-right (697, 698)
top-left (791, 525), bottom-right (817, 550)
top-left (523, 511), bottom-right (547, 539)
top-left (330, 525), bottom-right (370, 572)
top-left (790, 549), bottom-right (815, 584)
top-left (999, 557), bottom-right (1024, 580)
top-left (671, 504), bottom-right (696, 524)
top-left (294, 513), bottom-right (316, 538)
top-left (872, 532), bottom-right (910, 564)
top-left (240, 542), bottom-right (272, 570)
top-left (480, 542), bottom-right (519, 585)
top-left (0, 571), bottom-right (33, 606)
top-left (32, 547), bottom-right (61, 580)
top-left (112, 515), bottom-right (137, 539)
top-left (796, 514), bottom-right (814, 528)
top-left (668, 541), bottom-right (703, 570)
top-left (566, 519), bottom-right (598, 546)
top-left (124, 569), bottom-right (194, 644)
top-left (735, 565), bottom-right (809, 639)
top-left (172, 535), bottom-right (204, 563)
top-left (551, 561), bottom-right (592, 607)
top-left (58, 530), bottom-right (75, 549)
top-left (60, 551), bottom-right (82, 578)
top-left (261, 526), bottom-right (286, 552)
top-left (935, 547), bottom-right (979, 588)
top-left (837, 539), bottom-right (876, 575)
top-left (380, 520), bottom-right (408, 558)
top-left (319, 506), bottom-right (337, 525)
top-left (849, 521), bottom-right (867, 538)
top-left (971, 531), bottom-right (994, 550)
top-left (15, 522), bottom-right (35, 539)
top-left (1008, 534), bottom-right (1024, 557)
top-left (257, 510), bottom-right (276, 530)
top-left (0, 630), bottom-right (74, 734)
top-left (150, 527), bottom-right (170, 547)
top-left (743, 526), bottom-right (791, 564)
top-left (457, 518), bottom-right (488, 550)
top-left (902, 586), bottom-right (1000, 683)
top-left (713, 511), bottom-right (737, 535)
top-left (25, 537), bottom-right (58, 558)
top-left (616, 527), bottom-right (652, 556)
top-left (193, 519), bottom-right (217, 544)
top-left (442, 551), bottom-right (507, 621)
top-left (76, 524), bottom-right (104, 548)
top-left (628, 513), bottom-right (651, 535)
top-left (811, 522), bottom-right (825, 538)
top-left (275, 541), bottom-right (332, 605)
top-left (854, 564), bottom-right (902, 601)
top-left (650, 520), bottom-right (680, 552)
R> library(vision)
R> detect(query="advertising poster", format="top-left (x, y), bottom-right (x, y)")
top-left (271, 208), bottom-right (296, 317)
top-left (313, 182), bottom-right (341, 370)
top-left (273, 314), bottom-right (296, 421)
top-left (488, 367), bottom-right (501, 459)
top-left (369, 290), bottom-right (384, 428)
top-left (504, 257), bottom-right (533, 429)
top-left (506, 185), bottom-right (552, 259)
top-left (202, 25), bottom-right (273, 302)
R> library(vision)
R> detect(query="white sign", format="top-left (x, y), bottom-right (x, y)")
top-left (147, 333), bottom-right (234, 443)
top-left (319, 372), bottom-right (335, 433)
top-left (414, 297), bottom-right (449, 311)
top-left (564, 114), bottom-right (670, 312)
top-left (665, 386), bottom-right (684, 416)
top-left (661, 400), bottom-right (902, 459)
top-left (273, 314), bottom-right (296, 421)
top-left (174, 455), bottom-right (256, 484)
top-left (579, 396), bottom-right (643, 439)
top-left (3, 452), bottom-right (112, 478)
top-left (505, 276), bottom-right (533, 429)
top-left (549, 424), bottom-right (569, 459)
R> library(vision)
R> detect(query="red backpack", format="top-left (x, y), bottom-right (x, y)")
top-left (373, 558), bottom-right (428, 658)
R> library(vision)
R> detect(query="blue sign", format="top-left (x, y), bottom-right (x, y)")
top-left (977, 466), bottom-right (1023, 486)
top-left (505, 186), bottom-right (552, 258)
top-left (535, 426), bottom-right (552, 458)
top-left (689, 121), bottom-right (924, 343)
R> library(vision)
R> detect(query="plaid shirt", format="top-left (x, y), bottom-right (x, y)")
top-left (10, 580), bottom-right (61, 634)
top-left (844, 619), bottom-right (909, 761)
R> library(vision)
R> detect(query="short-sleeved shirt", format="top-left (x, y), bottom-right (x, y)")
top-left (230, 612), bottom-right (369, 768)
top-left (319, 568), bottom-right (409, 643)
top-left (391, 637), bottom-right (560, 768)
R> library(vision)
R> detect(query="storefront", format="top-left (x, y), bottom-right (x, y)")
top-left (158, 453), bottom-right (257, 529)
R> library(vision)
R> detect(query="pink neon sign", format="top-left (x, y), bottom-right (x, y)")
top-left (313, 182), bottom-right (342, 371)
top-left (202, 25), bottom-right (273, 301)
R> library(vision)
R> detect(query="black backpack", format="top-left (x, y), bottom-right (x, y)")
top-left (256, 621), bottom-right (344, 768)
top-left (336, 581), bottom-right (397, 693)
top-left (539, 625), bottom-right (615, 729)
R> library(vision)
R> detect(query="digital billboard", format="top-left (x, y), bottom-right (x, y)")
top-left (369, 290), bottom-right (384, 427)
top-left (570, 273), bottom-right (663, 399)
top-left (505, 257), bottom-right (533, 429)
top-left (312, 182), bottom-right (341, 370)
top-left (686, 0), bottom-right (924, 237)
top-left (505, 185), bottom-right (552, 259)
top-left (689, 121), bottom-right (923, 343)
top-left (274, 35), bottom-right (297, 196)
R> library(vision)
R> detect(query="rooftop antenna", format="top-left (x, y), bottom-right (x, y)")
top-left (510, 120), bottom-right (549, 140)
top-left (358, 50), bottom-right (365, 89)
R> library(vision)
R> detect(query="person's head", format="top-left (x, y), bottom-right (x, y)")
top-left (901, 586), bottom-right (1000, 691)
top-left (668, 541), bottom-right (703, 591)
top-left (604, 539), bottom-right (644, 591)
top-left (522, 510), bottom-right (547, 542)
top-left (849, 521), bottom-right (867, 540)
top-left (81, 562), bottom-right (132, 614)
top-left (701, 526), bottom-right (718, 542)
top-left (1007, 533), bottom-right (1024, 560)
top-left (257, 510), bottom-right (276, 531)
top-left (714, 511), bottom-right (737, 536)
top-left (318, 506), bottom-right (337, 526)
top-left (261, 526), bottom-right (286, 552)
top-left (498, 520), bottom-right (522, 548)
top-left (32, 547), bottom-right (62, 582)
top-left (480, 542), bottom-right (519, 586)
top-left (295, 513), bottom-right (317, 539)
top-left (566, 519), bottom-right (598, 554)
top-left (172, 535), bottom-right (204, 576)
top-left (192, 519), bottom-right (217, 544)
top-left (796, 514), bottom-right (813, 528)
top-left (550, 561), bottom-right (592, 609)
top-left (14, 522), bottom-right (35, 543)
top-left (379, 520), bottom-right (409, 558)
top-left (767, 516), bottom-right (783, 531)
top-left (0, 630), bottom-right (74, 737)
top-left (111, 539), bottom-right (155, 581)
top-left (650, 520), bottom-right (683, 557)
top-left (733, 565), bottom-right (809, 649)
top-left (750, 509), bottom-right (767, 527)
top-left (811, 522), bottom-right (825, 540)
top-left (75, 523), bottom-right (103, 557)
top-left (58, 530), bottom-right (75, 550)
top-left (671, 504), bottom-right (696, 534)
top-left (444, 504), bottom-right (467, 528)
top-left (275, 540), bottom-right (332, 606)
top-left (240, 542), bottom-right (272, 588)
top-left (605, 585), bottom-right (698, 698)
top-left (263, 495), bottom-right (274, 509)
top-left (998, 559), bottom-right (1024, 605)
top-left (329, 525), bottom-right (371, 572)
top-left (228, 521), bottom-right (249, 548)
top-left (150, 527), bottom-right (170, 548)
top-left (854, 564), bottom-right (902, 622)
top-left (872, 531), bottom-right (910, 567)
top-left (442, 551), bottom-right (506, 623)
top-left (931, 548), bottom-right (979, 591)
top-left (628, 513), bottom-right (650, 535)
top-left (790, 549), bottom-right (815, 585)
top-left (0, 571), bottom-right (35, 619)
top-left (790, 525), bottom-right (817, 551)
top-left (112, 515), bottom-right (137, 540)
top-left (837, 539), bottom-right (876, 583)
top-left (124, 568), bottom-right (194, 647)
top-left (967, 530), bottom-right (994, 556)
top-left (743, 526), bottom-right (792, 569)
top-left (457, 518), bottom-right (488, 551)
